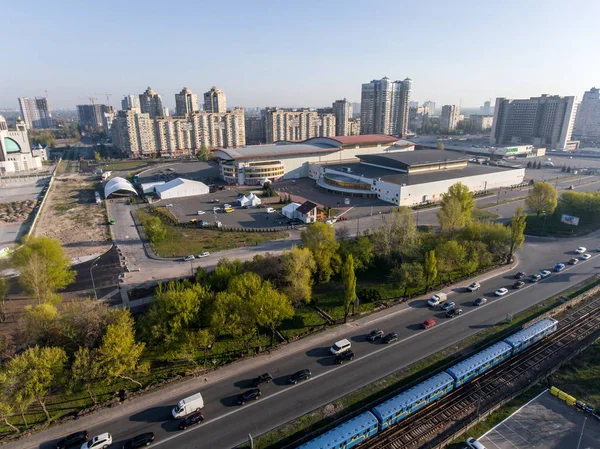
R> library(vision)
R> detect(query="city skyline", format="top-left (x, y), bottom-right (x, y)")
top-left (3, 0), bottom-right (599, 110)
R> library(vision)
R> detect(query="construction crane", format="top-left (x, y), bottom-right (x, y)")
top-left (105, 93), bottom-right (112, 107)
top-left (88, 96), bottom-right (98, 105)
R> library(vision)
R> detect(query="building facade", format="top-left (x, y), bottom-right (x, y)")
top-left (77, 104), bottom-right (112, 129)
top-left (573, 87), bottom-right (600, 140)
top-left (332, 99), bottom-right (353, 136)
top-left (318, 114), bottom-right (336, 138)
top-left (491, 95), bottom-right (579, 150)
top-left (204, 87), bottom-right (226, 113)
top-left (360, 77), bottom-right (411, 136)
top-left (423, 101), bottom-right (436, 116)
top-left (469, 114), bottom-right (494, 132)
top-left (18, 97), bottom-right (53, 129)
top-left (175, 87), bottom-right (199, 117)
top-left (0, 116), bottom-right (43, 174)
top-left (348, 118), bottom-right (361, 136)
top-left (244, 115), bottom-right (266, 145)
top-left (480, 100), bottom-right (492, 116)
top-left (440, 105), bottom-right (460, 131)
top-left (265, 108), bottom-right (319, 143)
top-left (111, 109), bottom-right (157, 157)
top-left (121, 95), bottom-right (140, 111)
top-left (139, 87), bottom-right (164, 119)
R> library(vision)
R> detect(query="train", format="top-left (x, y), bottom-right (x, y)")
top-left (296, 318), bottom-right (558, 449)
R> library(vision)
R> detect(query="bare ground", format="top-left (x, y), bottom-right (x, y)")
top-left (34, 174), bottom-right (112, 259)
top-left (0, 200), bottom-right (37, 223)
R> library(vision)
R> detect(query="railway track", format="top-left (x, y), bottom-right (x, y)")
top-left (362, 295), bottom-right (600, 449)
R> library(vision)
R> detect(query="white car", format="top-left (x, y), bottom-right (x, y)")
top-left (198, 251), bottom-right (210, 258)
top-left (540, 270), bottom-right (551, 278)
top-left (575, 247), bottom-right (587, 254)
top-left (81, 433), bottom-right (112, 449)
top-left (165, 203), bottom-right (173, 207)
top-left (467, 282), bottom-right (481, 292)
top-left (266, 207), bottom-right (276, 213)
top-left (495, 288), bottom-right (508, 296)
top-left (224, 203), bottom-right (232, 208)
top-left (183, 255), bottom-right (195, 261)
top-left (581, 253), bottom-right (591, 260)
top-left (197, 210), bottom-right (206, 215)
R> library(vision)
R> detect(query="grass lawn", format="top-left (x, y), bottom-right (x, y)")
top-left (471, 208), bottom-right (500, 221)
top-left (525, 214), bottom-right (598, 237)
top-left (137, 209), bottom-right (288, 257)
top-left (550, 341), bottom-right (600, 407)
top-left (100, 160), bottom-right (148, 171)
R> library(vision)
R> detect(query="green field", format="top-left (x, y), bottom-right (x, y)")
top-left (525, 214), bottom-right (598, 237)
top-left (471, 208), bottom-right (500, 221)
top-left (137, 209), bottom-right (288, 257)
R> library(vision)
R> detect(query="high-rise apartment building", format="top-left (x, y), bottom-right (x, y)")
top-left (469, 115), bottom-right (494, 132)
top-left (77, 104), bottom-right (112, 129)
top-left (480, 100), bottom-right (492, 116)
top-left (111, 109), bottom-right (157, 157)
top-left (245, 115), bottom-right (266, 145)
top-left (121, 95), bottom-right (140, 111)
top-left (360, 77), bottom-right (411, 136)
top-left (491, 95), bottom-right (579, 150)
top-left (440, 105), bottom-right (460, 131)
top-left (265, 108), bottom-right (319, 143)
top-left (18, 96), bottom-right (53, 129)
top-left (175, 87), bottom-right (199, 117)
top-left (204, 87), bottom-right (227, 113)
top-left (139, 87), bottom-right (164, 119)
top-left (332, 99), bottom-right (353, 136)
top-left (317, 114), bottom-right (336, 138)
top-left (423, 101), bottom-right (436, 116)
top-left (190, 109), bottom-right (246, 150)
top-left (573, 87), bottom-right (600, 140)
top-left (347, 118), bottom-right (361, 136)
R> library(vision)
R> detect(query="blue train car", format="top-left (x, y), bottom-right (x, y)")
top-left (446, 342), bottom-right (512, 386)
top-left (297, 411), bottom-right (379, 449)
top-left (504, 318), bottom-right (558, 354)
top-left (371, 372), bottom-right (454, 430)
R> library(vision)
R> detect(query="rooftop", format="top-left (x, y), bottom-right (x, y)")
top-left (317, 134), bottom-right (400, 146)
top-left (296, 200), bottom-right (318, 214)
top-left (214, 142), bottom-right (339, 161)
top-left (358, 149), bottom-right (470, 170)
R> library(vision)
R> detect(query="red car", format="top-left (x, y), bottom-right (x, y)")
top-left (421, 319), bottom-right (436, 329)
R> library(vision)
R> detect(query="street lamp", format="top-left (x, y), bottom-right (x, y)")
top-left (90, 255), bottom-right (101, 301)
top-left (542, 210), bottom-right (547, 236)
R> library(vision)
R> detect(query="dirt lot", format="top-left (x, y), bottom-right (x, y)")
top-left (35, 174), bottom-right (111, 259)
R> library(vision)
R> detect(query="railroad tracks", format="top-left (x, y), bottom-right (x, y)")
top-left (362, 295), bottom-right (600, 449)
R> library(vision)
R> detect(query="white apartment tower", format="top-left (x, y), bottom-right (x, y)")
top-left (332, 99), bottom-right (353, 136)
top-left (360, 77), bottom-right (411, 136)
top-left (175, 87), bottom-right (199, 117)
top-left (204, 87), bottom-right (227, 113)
top-left (440, 105), bottom-right (460, 131)
top-left (573, 87), bottom-right (600, 140)
top-left (265, 109), bottom-right (319, 143)
top-left (138, 87), bottom-right (164, 119)
top-left (111, 109), bottom-right (157, 157)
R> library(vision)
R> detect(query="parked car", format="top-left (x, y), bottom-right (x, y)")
top-left (495, 287), bottom-right (508, 296)
top-left (56, 430), bottom-right (88, 449)
top-left (421, 319), bottom-right (436, 329)
top-left (289, 369), bottom-right (311, 384)
top-left (253, 373), bottom-right (273, 386)
top-left (473, 297), bottom-right (487, 306)
top-left (183, 255), bottom-right (195, 261)
top-left (237, 388), bottom-right (261, 405)
top-left (529, 273), bottom-right (542, 283)
top-left (197, 211), bottom-right (205, 215)
top-left (179, 412), bottom-right (204, 430)
top-left (540, 270), bottom-right (551, 278)
top-left (554, 263), bottom-right (565, 272)
top-left (122, 433), bottom-right (155, 449)
top-left (581, 253), bottom-right (592, 260)
top-left (576, 247), bottom-right (587, 254)
top-left (334, 350), bottom-right (355, 364)
top-left (513, 280), bottom-right (525, 289)
top-left (514, 271), bottom-right (526, 280)
top-left (569, 257), bottom-right (579, 265)
top-left (441, 301), bottom-right (455, 311)
top-left (367, 329), bottom-right (384, 341)
top-left (383, 332), bottom-right (398, 344)
top-left (197, 251), bottom-right (210, 258)
top-left (446, 308), bottom-right (463, 318)
top-left (81, 433), bottom-right (112, 449)
top-left (467, 282), bottom-right (480, 292)
top-left (266, 207), bottom-right (276, 213)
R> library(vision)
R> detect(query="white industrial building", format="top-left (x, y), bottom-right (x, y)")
top-left (282, 202), bottom-right (301, 218)
top-left (309, 150), bottom-right (525, 206)
top-left (155, 177), bottom-right (209, 199)
top-left (104, 177), bottom-right (138, 198)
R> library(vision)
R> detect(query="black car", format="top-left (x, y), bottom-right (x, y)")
top-left (334, 350), bottom-right (355, 364)
top-left (289, 369), bottom-right (311, 384)
top-left (569, 257), bottom-right (579, 265)
top-left (446, 308), bottom-right (463, 318)
top-left (515, 272), bottom-right (526, 280)
top-left (383, 332), bottom-right (398, 344)
top-left (179, 411), bottom-right (204, 430)
top-left (367, 329), bottom-right (384, 341)
top-left (57, 431), bottom-right (88, 449)
top-left (123, 433), bottom-right (155, 449)
top-left (237, 388), bottom-right (261, 405)
top-left (529, 274), bottom-right (542, 283)
top-left (253, 372), bottom-right (273, 386)
top-left (513, 280), bottom-right (525, 289)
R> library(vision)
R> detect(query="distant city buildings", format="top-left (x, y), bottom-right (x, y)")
top-left (360, 77), bottom-right (411, 136)
top-left (423, 100), bottom-right (436, 116)
top-left (347, 118), bottom-right (361, 136)
top-left (245, 114), bottom-right (266, 145)
top-left (491, 95), bottom-right (579, 150)
top-left (121, 95), bottom-right (140, 111)
top-left (573, 87), bottom-right (600, 140)
top-left (480, 100), bottom-right (492, 116)
top-left (139, 87), bottom-right (164, 119)
top-left (332, 99), bottom-right (353, 136)
top-left (265, 108), bottom-right (318, 143)
top-left (204, 87), bottom-right (226, 113)
top-left (18, 96), bottom-right (53, 129)
top-left (175, 87), bottom-right (199, 117)
top-left (469, 114), bottom-right (494, 132)
top-left (77, 104), bottom-right (113, 129)
top-left (440, 105), bottom-right (460, 131)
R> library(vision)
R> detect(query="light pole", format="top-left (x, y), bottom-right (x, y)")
top-left (90, 255), bottom-right (101, 301)
top-left (541, 210), bottom-right (547, 236)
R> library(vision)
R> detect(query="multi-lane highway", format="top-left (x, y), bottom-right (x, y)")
top-left (13, 230), bottom-right (600, 449)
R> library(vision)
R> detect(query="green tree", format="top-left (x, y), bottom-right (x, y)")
top-left (508, 205), bottom-right (527, 263)
top-left (424, 250), bottom-right (438, 289)
top-left (262, 182), bottom-right (275, 197)
top-left (526, 161), bottom-right (532, 168)
top-left (196, 144), bottom-right (212, 161)
top-left (438, 196), bottom-right (467, 232)
top-left (526, 182), bottom-right (558, 217)
top-left (281, 246), bottom-right (316, 304)
top-left (12, 236), bottom-right (75, 303)
top-left (436, 240), bottom-right (467, 279)
top-left (391, 262), bottom-right (424, 297)
top-left (93, 151), bottom-right (101, 162)
top-left (300, 222), bottom-right (340, 283)
top-left (341, 255), bottom-right (356, 323)
top-left (536, 161), bottom-right (542, 169)
top-left (438, 182), bottom-right (475, 230)
top-left (0, 400), bottom-right (19, 433)
top-left (144, 216), bottom-right (167, 244)
top-left (19, 303), bottom-right (61, 348)
top-left (6, 346), bottom-right (67, 421)
top-left (372, 206), bottom-right (419, 260)
top-left (210, 258), bottom-right (244, 291)
top-left (338, 236), bottom-right (374, 272)
top-left (0, 277), bottom-right (8, 323)
top-left (96, 309), bottom-right (146, 387)
top-left (71, 347), bottom-right (102, 404)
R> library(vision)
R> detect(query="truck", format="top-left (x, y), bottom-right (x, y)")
top-left (172, 392), bottom-right (204, 418)
top-left (427, 292), bottom-right (447, 307)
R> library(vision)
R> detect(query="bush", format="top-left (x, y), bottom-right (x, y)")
top-left (358, 288), bottom-right (382, 304)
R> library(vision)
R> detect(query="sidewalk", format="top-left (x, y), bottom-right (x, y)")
top-left (3, 258), bottom-right (518, 449)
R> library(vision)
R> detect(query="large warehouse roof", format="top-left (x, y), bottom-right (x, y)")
top-left (358, 150), bottom-right (470, 171)
top-left (104, 177), bottom-right (138, 198)
top-left (155, 177), bottom-right (209, 199)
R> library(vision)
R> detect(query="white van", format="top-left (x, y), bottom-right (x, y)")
top-left (465, 437), bottom-right (487, 449)
top-left (172, 392), bottom-right (204, 418)
top-left (330, 338), bottom-right (352, 355)
top-left (266, 207), bottom-right (276, 213)
top-left (427, 292), bottom-right (447, 307)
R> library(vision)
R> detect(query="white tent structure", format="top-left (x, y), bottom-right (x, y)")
top-left (104, 177), bottom-right (138, 198)
top-left (237, 195), bottom-right (251, 207)
top-left (155, 177), bottom-right (209, 200)
top-left (282, 202), bottom-right (300, 219)
top-left (246, 193), bottom-right (261, 206)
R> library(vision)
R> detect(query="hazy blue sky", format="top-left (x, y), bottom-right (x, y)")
top-left (2, 0), bottom-right (599, 110)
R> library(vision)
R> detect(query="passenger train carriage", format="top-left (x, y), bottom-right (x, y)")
top-left (297, 411), bottom-right (378, 449)
top-left (446, 342), bottom-right (512, 386)
top-left (503, 318), bottom-right (558, 353)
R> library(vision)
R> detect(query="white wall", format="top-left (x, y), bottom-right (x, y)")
top-left (371, 179), bottom-right (402, 204)
top-left (158, 183), bottom-right (209, 199)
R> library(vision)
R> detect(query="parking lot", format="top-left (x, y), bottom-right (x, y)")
top-left (477, 390), bottom-right (600, 449)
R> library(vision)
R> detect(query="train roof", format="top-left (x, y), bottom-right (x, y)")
top-left (297, 411), bottom-right (378, 449)
top-left (446, 342), bottom-right (512, 379)
top-left (372, 372), bottom-right (454, 419)
top-left (504, 318), bottom-right (558, 347)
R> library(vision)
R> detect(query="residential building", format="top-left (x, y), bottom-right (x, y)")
top-left (121, 95), bottom-right (140, 111)
top-left (470, 114), bottom-right (494, 132)
top-left (573, 87), bottom-right (600, 140)
top-left (409, 106), bottom-right (426, 131)
top-left (480, 100), bottom-right (492, 116)
top-left (316, 114), bottom-right (336, 138)
top-left (348, 118), bottom-right (361, 136)
top-left (139, 86), bottom-right (164, 119)
top-left (245, 115), bottom-right (266, 145)
top-left (265, 108), bottom-right (319, 143)
top-left (175, 87), bottom-right (199, 117)
top-left (0, 116), bottom-right (43, 173)
top-left (155, 117), bottom-right (194, 157)
top-left (111, 109), bottom-right (157, 157)
top-left (491, 95), bottom-right (579, 150)
top-left (189, 108), bottom-right (246, 150)
top-left (204, 87), bottom-right (226, 113)
top-left (18, 96), bottom-right (53, 129)
top-left (77, 104), bottom-right (112, 129)
top-left (440, 105), bottom-right (460, 131)
top-left (423, 100), bottom-right (436, 116)
top-left (332, 99), bottom-right (353, 136)
top-left (360, 77), bottom-right (411, 136)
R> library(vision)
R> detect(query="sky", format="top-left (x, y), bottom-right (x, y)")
top-left (2, 0), bottom-right (599, 111)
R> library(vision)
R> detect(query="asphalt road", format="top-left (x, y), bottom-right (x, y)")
top-left (15, 231), bottom-right (600, 449)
